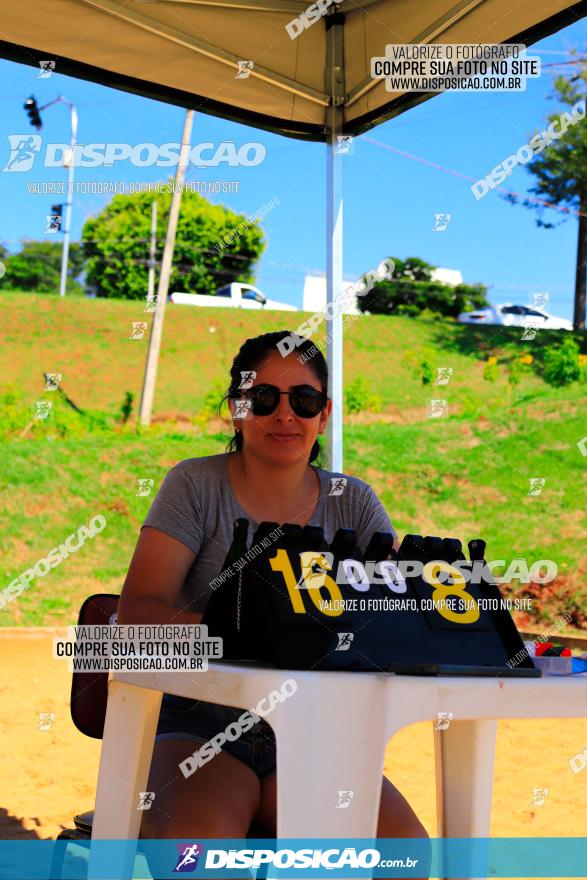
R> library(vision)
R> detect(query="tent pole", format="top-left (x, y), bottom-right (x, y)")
top-left (325, 13), bottom-right (345, 474)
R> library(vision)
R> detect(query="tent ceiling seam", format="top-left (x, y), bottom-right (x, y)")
top-left (345, 0), bottom-right (488, 108)
top-left (158, 0), bottom-right (304, 13)
top-left (77, 0), bottom-right (329, 105)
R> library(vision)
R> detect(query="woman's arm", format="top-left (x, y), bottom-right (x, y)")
top-left (117, 526), bottom-right (203, 625)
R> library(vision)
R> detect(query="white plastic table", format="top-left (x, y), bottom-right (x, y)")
top-left (90, 663), bottom-right (587, 877)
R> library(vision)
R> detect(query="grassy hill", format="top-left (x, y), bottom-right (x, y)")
top-left (1, 290), bottom-right (586, 629)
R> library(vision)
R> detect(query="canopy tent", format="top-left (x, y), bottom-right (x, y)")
top-left (3, 0), bottom-right (585, 468)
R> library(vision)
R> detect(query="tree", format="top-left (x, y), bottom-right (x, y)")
top-left (82, 186), bottom-right (266, 299)
top-left (0, 240), bottom-right (84, 294)
top-left (358, 256), bottom-right (489, 317)
top-left (504, 57), bottom-right (587, 330)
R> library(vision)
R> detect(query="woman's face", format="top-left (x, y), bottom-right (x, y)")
top-left (229, 350), bottom-right (331, 465)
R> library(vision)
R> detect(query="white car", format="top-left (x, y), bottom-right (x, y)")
top-left (170, 282), bottom-right (297, 311)
top-left (458, 304), bottom-right (572, 331)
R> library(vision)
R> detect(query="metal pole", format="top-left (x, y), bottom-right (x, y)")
top-left (146, 199), bottom-right (158, 305)
top-left (59, 102), bottom-right (77, 297)
top-left (325, 13), bottom-right (345, 473)
top-left (139, 109), bottom-right (194, 427)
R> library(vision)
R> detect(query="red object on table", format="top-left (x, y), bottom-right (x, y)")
top-left (534, 642), bottom-right (572, 657)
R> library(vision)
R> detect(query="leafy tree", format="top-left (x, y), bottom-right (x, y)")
top-left (82, 186), bottom-right (265, 299)
top-left (0, 240), bottom-right (84, 294)
top-left (358, 256), bottom-right (489, 318)
top-left (504, 57), bottom-right (587, 330)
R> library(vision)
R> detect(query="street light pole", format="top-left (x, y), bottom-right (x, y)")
top-left (59, 101), bottom-right (77, 297)
top-left (33, 95), bottom-right (77, 297)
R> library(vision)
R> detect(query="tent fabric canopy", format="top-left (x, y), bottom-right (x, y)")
top-left (1, 0), bottom-right (585, 141)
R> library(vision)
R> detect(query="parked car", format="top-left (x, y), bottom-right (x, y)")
top-left (458, 303), bottom-right (572, 331)
top-left (169, 282), bottom-right (297, 311)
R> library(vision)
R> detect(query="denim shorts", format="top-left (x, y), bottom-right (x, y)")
top-left (155, 693), bottom-right (276, 779)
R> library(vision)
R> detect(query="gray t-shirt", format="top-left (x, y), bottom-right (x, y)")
top-left (141, 452), bottom-right (397, 614)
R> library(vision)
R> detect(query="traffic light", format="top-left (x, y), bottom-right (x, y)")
top-left (24, 96), bottom-right (42, 130)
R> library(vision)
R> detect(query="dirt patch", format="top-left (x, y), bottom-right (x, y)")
top-left (454, 422), bottom-right (483, 447)
top-left (523, 402), bottom-right (580, 421)
top-left (454, 476), bottom-right (507, 504)
top-left (364, 466), bottom-right (386, 484)
top-left (151, 411), bottom-right (194, 423)
top-left (1, 631), bottom-right (586, 843)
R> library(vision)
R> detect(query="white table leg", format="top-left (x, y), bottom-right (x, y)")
top-left (89, 680), bottom-right (161, 879)
top-left (270, 675), bottom-right (388, 839)
top-left (434, 719), bottom-right (498, 879)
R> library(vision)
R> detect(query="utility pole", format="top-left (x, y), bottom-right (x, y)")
top-left (139, 109), bottom-right (194, 426)
top-left (146, 199), bottom-right (158, 306)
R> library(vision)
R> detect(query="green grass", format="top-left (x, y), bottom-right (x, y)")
top-left (0, 290), bottom-right (585, 628)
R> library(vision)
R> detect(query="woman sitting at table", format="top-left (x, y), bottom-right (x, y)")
top-left (118, 330), bottom-right (429, 872)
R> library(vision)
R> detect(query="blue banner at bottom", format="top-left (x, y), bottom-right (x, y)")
top-left (0, 838), bottom-right (586, 879)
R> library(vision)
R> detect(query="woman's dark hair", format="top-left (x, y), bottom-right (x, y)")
top-left (218, 330), bottom-right (328, 466)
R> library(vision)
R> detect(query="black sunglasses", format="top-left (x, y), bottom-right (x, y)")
top-left (233, 383), bottom-right (327, 418)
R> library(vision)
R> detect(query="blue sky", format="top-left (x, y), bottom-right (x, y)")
top-left (0, 19), bottom-right (585, 319)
